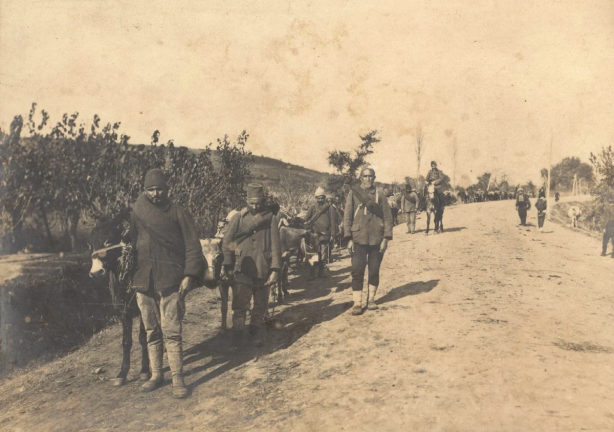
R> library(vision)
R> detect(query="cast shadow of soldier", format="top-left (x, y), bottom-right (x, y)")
top-left (179, 255), bottom-right (438, 394)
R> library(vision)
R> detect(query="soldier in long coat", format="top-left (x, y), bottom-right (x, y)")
top-left (222, 183), bottom-right (282, 345)
top-left (344, 166), bottom-right (393, 315)
top-left (401, 183), bottom-right (419, 234)
top-left (515, 187), bottom-right (532, 225)
top-left (305, 187), bottom-right (339, 277)
top-left (130, 169), bottom-right (203, 399)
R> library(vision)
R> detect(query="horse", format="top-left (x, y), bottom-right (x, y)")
top-left (88, 210), bottom-right (150, 387)
top-left (200, 238), bottom-right (232, 329)
top-left (423, 184), bottom-right (445, 235)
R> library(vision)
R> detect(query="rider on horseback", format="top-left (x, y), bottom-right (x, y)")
top-left (425, 161), bottom-right (445, 209)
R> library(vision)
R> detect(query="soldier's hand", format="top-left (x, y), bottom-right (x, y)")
top-left (266, 270), bottom-right (279, 286)
top-left (179, 276), bottom-right (194, 300)
top-left (223, 265), bottom-right (234, 280)
top-left (347, 240), bottom-right (354, 255)
top-left (379, 239), bottom-right (389, 254)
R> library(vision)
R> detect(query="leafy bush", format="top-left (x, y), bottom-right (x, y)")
top-left (0, 104), bottom-right (253, 252)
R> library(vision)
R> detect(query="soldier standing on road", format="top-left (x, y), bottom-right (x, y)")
top-left (222, 183), bottom-right (282, 346)
top-left (515, 187), bottom-right (531, 226)
top-left (401, 183), bottom-right (419, 234)
top-left (536, 188), bottom-right (547, 232)
top-left (344, 166), bottom-right (393, 315)
top-left (131, 169), bottom-right (204, 399)
top-left (305, 187), bottom-right (339, 277)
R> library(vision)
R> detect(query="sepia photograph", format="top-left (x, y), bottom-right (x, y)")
top-left (0, 0), bottom-right (613, 430)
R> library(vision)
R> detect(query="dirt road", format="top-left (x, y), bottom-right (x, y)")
top-left (1, 200), bottom-right (613, 431)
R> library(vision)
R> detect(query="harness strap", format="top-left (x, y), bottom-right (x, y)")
top-left (91, 243), bottom-right (124, 257)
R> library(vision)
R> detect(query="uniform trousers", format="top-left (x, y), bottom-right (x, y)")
top-left (537, 211), bottom-right (546, 228)
top-left (405, 211), bottom-right (416, 233)
top-left (136, 284), bottom-right (183, 355)
top-left (232, 275), bottom-right (269, 326)
top-left (351, 243), bottom-right (383, 292)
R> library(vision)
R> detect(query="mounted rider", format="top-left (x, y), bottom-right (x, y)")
top-left (344, 166), bottom-right (393, 315)
top-left (425, 161), bottom-right (446, 208)
top-left (305, 187), bottom-right (339, 278)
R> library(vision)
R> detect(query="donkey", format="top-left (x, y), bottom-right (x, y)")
top-left (88, 210), bottom-right (150, 387)
top-left (423, 183), bottom-right (445, 235)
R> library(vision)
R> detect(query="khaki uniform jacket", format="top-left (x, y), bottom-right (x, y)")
top-left (401, 191), bottom-right (420, 213)
top-left (305, 203), bottom-right (339, 237)
top-left (425, 169), bottom-right (445, 191)
top-left (222, 208), bottom-right (282, 280)
top-left (130, 194), bottom-right (203, 293)
top-left (343, 187), bottom-right (393, 246)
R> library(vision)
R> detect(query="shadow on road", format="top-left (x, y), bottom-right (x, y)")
top-left (442, 226), bottom-right (466, 233)
top-left (376, 279), bottom-right (439, 306)
top-left (182, 252), bottom-right (354, 393)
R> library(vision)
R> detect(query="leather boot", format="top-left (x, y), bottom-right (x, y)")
top-left (167, 348), bottom-right (188, 399)
top-left (141, 344), bottom-right (164, 393)
top-left (367, 284), bottom-right (379, 310)
top-left (351, 290), bottom-right (363, 315)
top-left (231, 314), bottom-right (246, 347)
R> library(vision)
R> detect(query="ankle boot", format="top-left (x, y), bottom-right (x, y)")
top-left (231, 315), bottom-right (246, 347)
top-left (167, 348), bottom-right (188, 399)
top-left (367, 284), bottom-right (379, 310)
top-left (351, 290), bottom-right (363, 315)
top-left (141, 344), bottom-right (164, 393)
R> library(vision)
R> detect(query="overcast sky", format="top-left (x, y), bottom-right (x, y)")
top-left (1, 0), bottom-right (613, 185)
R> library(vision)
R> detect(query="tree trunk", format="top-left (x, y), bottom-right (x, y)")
top-left (39, 204), bottom-right (54, 250)
top-left (68, 211), bottom-right (79, 252)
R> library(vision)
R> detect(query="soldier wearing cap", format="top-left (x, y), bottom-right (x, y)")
top-left (305, 187), bottom-right (339, 277)
top-left (515, 187), bottom-right (531, 225)
top-left (222, 183), bottom-right (282, 345)
top-left (344, 166), bottom-right (393, 315)
top-left (425, 161), bottom-right (446, 206)
top-left (401, 183), bottom-right (420, 234)
top-left (130, 168), bottom-right (203, 399)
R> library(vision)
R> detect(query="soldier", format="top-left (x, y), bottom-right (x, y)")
top-left (305, 187), bottom-right (339, 277)
top-left (130, 169), bottom-right (204, 399)
top-left (401, 183), bottom-right (419, 234)
top-left (536, 188), bottom-right (547, 232)
top-left (222, 183), bottom-right (282, 346)
top-left (344, 166), bottom-right (393, 315)
top-left (425, 161), bottom-right (446, 205)
top-left (327, 194), bottom-right (343, 250)
top-left (515, 187), bottom-right (531, 226)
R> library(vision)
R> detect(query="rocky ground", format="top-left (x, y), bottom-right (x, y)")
top-left (0, 199), bottom-right (613, 431)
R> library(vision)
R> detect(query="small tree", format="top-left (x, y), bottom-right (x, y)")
top-left (327, 130), bottom-right (380, 200)
top-left (414, 125), bottom-right (425, 177)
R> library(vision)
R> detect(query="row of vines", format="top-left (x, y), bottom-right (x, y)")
top-left (0, 103), bottom-right (253, 253)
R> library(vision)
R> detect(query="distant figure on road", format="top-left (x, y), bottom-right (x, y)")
top-left (536, 189), bottom-right (547, 232)
top-left (344, 166), bottom-right (393, 315)
top-left (567, 206), bottom-right (582, 229)
top-left (555, 192), bottom-right (560, 202)
top-left (425, 161), bottom-right (446, 206)
top-left (515, 187), bottom-right (531, 226)
top-left (401, 183), bottom-right (419, 234)
top-left (601, 220), bottom-right (614, 257)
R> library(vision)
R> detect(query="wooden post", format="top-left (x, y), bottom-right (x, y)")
top-left (546, 134), bottom-right (554, 220)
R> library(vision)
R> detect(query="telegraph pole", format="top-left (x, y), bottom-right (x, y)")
top-left (546, 132), bottom-right (554, 220)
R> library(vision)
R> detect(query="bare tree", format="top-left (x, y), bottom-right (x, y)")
top-left (415, 125), bottom-right (425, 177)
